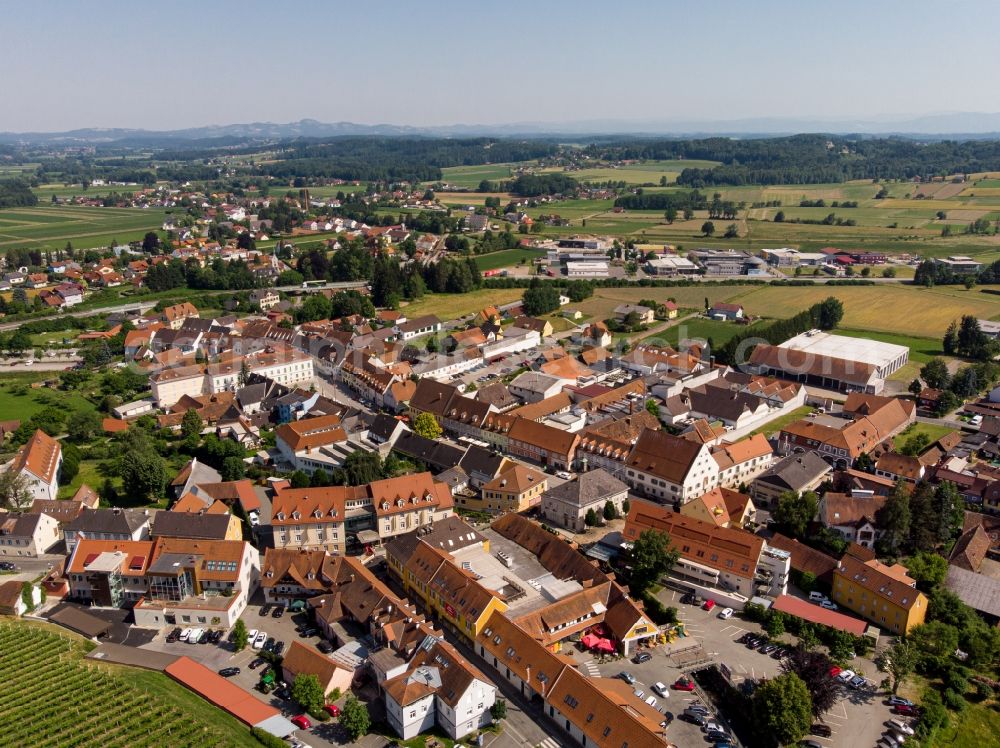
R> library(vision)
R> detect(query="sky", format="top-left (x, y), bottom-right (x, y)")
top-left (3, 0), bottom-right (998, 132)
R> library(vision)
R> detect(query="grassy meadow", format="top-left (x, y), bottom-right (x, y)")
top-left (0, 204), bottom-right (171, 251)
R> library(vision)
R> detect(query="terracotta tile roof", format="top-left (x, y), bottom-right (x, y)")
top-left (483, 464), bottom-right (546, 496)
top-left (766, 533), bottom-right (838, 582)
top-left (161, 301), bottom-right (198, 322)
top-left (67, 539), bottom-right (154, 575)
top-left (508, 417), bottom-right (580, 458)
top-left (623, 500), bottom-right (764, 579)
top-left (875, 451), bottom-right (923, 480)
top-left (274, 414), bottom-right (346, 451)
top-left (948, 525), bottom-right (991, 572)
top-left (261, 547), bottom-right (337, 591)
top-left (150, 537), bottom-right (250, 582)
top-left (834, 554), bottom-right (924, 611)
top-left (11, 429), bottom-right (61, 484)
top-left (712, 433), bottom-right (773, 468)
top-left (750, 343), bottom-right (877, 387)
top-left (30, 499), bottom-right (86, 523)
top-left (820, 492), bottom-right (886, 528)
top-left (281, 640), bottom-right (351, 686)
top-left (491, 514), bottom-right (608, 586)
top-left (510, 392), bottom-right (572, 421)
top-left (70, 484), bottom-right (100, 508)
top-left (625, 428), bottom-right (705, 483)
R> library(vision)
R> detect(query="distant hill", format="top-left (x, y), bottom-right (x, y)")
top-left (4, 113), bottom-right (1000, 145)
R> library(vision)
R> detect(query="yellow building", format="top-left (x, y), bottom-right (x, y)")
top-left (387, 531), bottom-right (507, 642)
top-left (473, 464), bottom-right (548, 514)
top-left (831, 553), bottom-right (927, 634)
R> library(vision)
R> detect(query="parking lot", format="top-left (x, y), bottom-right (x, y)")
top-left (576, 590), bottom-right (902, 748)
top-left (140, 602), bottom-right (364, 746)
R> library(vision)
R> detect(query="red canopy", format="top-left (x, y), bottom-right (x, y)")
top-left (594, 638), bottom-right (615, 653)
top-left (581, 633), bottom-right (601, 649)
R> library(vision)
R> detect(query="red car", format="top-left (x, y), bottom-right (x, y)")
top-left (893, 704), bottom-right (919, 717)
top-left (323, 704), bottom-right (341, 718)
top-left (828, 666), bottom-right (842, 678)
top-left (672, 678), bottom-right (696, 692)
top-left (702, 599), bottom-right (715, 611)
top-left (291, 715), bottom-right (312, 730)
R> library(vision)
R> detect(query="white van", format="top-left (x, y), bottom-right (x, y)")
top-left (188, 628), bottom-right (205, 643)
top-left (970, 414), bottom-right (984, 427)
top-left (808, 591), bottom-right (828, 603)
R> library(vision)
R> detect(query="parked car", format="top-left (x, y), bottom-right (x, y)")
top-left (888, 719), bottom-right (914, 736)
top-left (836, 669), bottom-right (856, 683)
top-left (273, 641), bottom-right (285, 656)
top-left (323, 704), bottom-right (341, 718)
top-left (800, 741), bottom-right (823, 748)
top-left (166, 627), bottom-right (182, 643)
top-left (706, 730), bottom-right (730, 742)
top-left (717, 607), bottom-right (734, 620)
top-left (259, 604), bottom-right (272, 616)
top-left (218, 667), bottom-right (241, 677)
top-left (619, 672), bottom-right (637, 685)
top-left (0, 561), bottom-right (17, 571)
top-left (248, 628), bottom-right (259, 642)
top-left (316, 640), bottom-right (334, 654)
top-left (684, 703), bottom-right (710, 715)
top-left (887, 696), bottom-right (915, 707)
top-left (892, 704), bottom-right (919, 717)
top-left (849, 675), bottom-right (867, 690)
top-left (702, 599), bottom-right (716, 611)
top-left (645, 695), bottom-right (658, 708)
top-left (703, 719), bottom-right (724, 733)
top-left (673, 677), bottom-right (695, 691)
top-left (253, 631), bottom-right (268, 649)
top-left (179, 628), bottom-right (192, 643)
top-left (820, 600), bottom-right (839, 611)
top-left (808, 591), bottom-right (828, 603)
top-left (290, 715), bottom-right (312, 730)
top-left (632, 689), bottom-right (645, 700)
top-left (829, 666), bottom-right (842, 678)
top-left (652, 682), bottom-right (669, 698)
top-left (771, 647), bottom-right (789, 659)
top-left (248, 658), bottom-right (266, 670)
top-left (736, 632), bottom-right (752, 644)
top-left (556, 471), bottom-right (573, 480)
top-left (633, 651), bottom-right (652, 664)
top-left (761, 644), bottom-right (778, 655)
top-left (299, 627), bottom-right (317, 638)
top-left (810, 724), bottom-right (832, 737)
top-left (272, 605), bottom-right (285, 619)
top-left (188, 628), bottom-right (205, 644)
top-left (681, 711), bottom-right (706, 726)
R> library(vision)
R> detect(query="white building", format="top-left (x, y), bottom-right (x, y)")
top-left (623, 429), bottom-right (720, 504)
top-left (481, 327), bottom-right (540, 362)
top-left (383, 639), bottom-right (495, 741)
top-left (565, 260), bottom-right (609, 277)
top-left (5, 430), bottom-right (62, 503)
top-left (778, 330), bottom-right (909, 381)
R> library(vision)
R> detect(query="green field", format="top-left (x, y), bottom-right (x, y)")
top-left (0, 375), bottom-right (98, 424)
top-left (0, 622), bottom-right (254, 747)
top-left (544, 159), bottom-right (723, 186)
top-left (437, 163), bottom-right (531, 189)
top-left (0, 204), bottom-right (171, 250)
top-left (745, 406), bottom-right (815, 438)
top-left (400, 288), bottom-right (525, 321)
top-left (475, 248), bottom-right (547, 271)
top-left (642, 316), bottom-right (754, 350)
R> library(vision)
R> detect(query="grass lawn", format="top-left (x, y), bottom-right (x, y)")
top-left (0, 621), bottom-right (255, 747)
top-left (894, 421), bottom-right (957, 448)
top-left (645, 316), bottom-right (756, 349)
top-left (475, 247), bottom-right (547, 271)
top-left (927, 699), bottom-right (1000, 748)
top-left (399, 288), bottom-right (524, 321)
top-left (0, 376), bottom-right (98, 423)
top-left (746, 406), bottom-right (815, 438)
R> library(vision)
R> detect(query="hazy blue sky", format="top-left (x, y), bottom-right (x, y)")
top-left (3, 0), bottom-right (997, 131)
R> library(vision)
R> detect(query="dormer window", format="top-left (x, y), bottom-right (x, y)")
top-left (329, 509), bottom-right (338, 517)
top-left (276, 512), bottom-right (285, 521)
top-left (292, 511), bottom-right (301, 520)
top-left (382, 502), bottom-right (389, 510)
top-left (313, 510), bottom-right (322, 518)
top-left (424, 492), bottom-right (433, 501)
top-left (396, 499), bottom-right (404, 508)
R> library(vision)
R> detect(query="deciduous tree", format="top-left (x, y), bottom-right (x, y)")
top-left (752, 672), bottom-right (812, 746)
top-left (339, 696), bottom-right (371, 741)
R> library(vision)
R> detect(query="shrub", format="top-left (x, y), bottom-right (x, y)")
top-left (941, 688), bottom-right (967, 712)
top-left (251, 727), bottom-right (288, 748)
